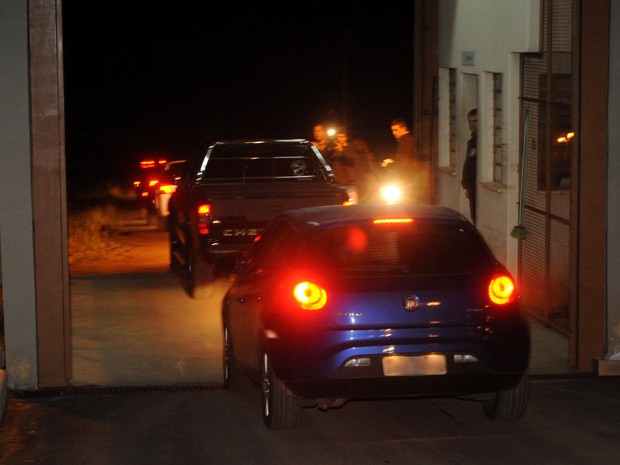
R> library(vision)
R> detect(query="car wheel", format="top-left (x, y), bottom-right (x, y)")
top-left (169, 228), bottom-right (182, 271)
top-left (223, 326), bottom-right (240, 390)
top-left (261, 353), bottom-right (302, 430)
top-left (187, 248), bottom-right (214, 300)
top-left (483, 373), bottom-right (530, 421)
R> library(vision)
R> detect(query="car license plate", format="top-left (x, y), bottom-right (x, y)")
top-left (382, 354), bottom-right (447, 376)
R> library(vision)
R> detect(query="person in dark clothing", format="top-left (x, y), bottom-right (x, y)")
top-left (388, 118), bottom-right (415, 170)
top-left (383, 118), bottom-right (429, 203)
top-left (461, 108), bottom-right (478, 224)
top-left (311, 123), bottom-right (335, 163)
top-left (330, 128), bottom-right (375, 203)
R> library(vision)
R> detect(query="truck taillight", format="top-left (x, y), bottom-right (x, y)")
top-left (159, 184), bottom-right (176, 194)
top-left (197, 204), bottom-right (211, 235)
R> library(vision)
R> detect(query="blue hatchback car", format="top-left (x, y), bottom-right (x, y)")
top-left (221, 203), bottom-right (531, 429)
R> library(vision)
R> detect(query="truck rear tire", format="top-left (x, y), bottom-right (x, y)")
top-left (187, 250), bottom-right (214, 300)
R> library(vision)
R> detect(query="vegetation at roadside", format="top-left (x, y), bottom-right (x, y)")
top-left (68, 205), bottom-right (130, 263)
top-left (67, 185), bottom-right (136, 263)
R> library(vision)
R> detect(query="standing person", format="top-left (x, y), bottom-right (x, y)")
top-left (389, 118), bottom-right (415, 169)
top-left (461, 108), bottom-right (478, 224)
top-left (383, 118), bottom-right (428, 203)
top-left (330, 128), bottom-right (375, 203)
top-left (311, 124), bottom-right (334, 163)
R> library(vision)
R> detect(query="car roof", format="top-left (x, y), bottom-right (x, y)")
top-left (211, 139), bottom-right (310, 147)
top-left (280, 203), bottom-right (471, 235)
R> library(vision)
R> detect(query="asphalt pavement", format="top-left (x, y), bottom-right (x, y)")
top-left (1, 375), bottom-right (619, 464)
top-left (1, 228), bottom-right (619, 463)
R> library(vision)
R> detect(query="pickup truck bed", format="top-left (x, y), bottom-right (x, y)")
top-left (168, 139), bottom-right (351, 299)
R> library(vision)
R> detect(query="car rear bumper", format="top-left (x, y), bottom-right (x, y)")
top-left (265, 326), bottom-right (530, 399)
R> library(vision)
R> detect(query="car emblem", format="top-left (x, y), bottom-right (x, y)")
top-left (403, 295), bottom-right (420, 311)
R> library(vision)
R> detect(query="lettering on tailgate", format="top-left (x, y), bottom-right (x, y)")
top-left (223, 228), bottom-right (261, 237)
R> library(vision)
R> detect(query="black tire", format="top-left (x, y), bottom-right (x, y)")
top-left (261, 353), bottom-right (302, 430)
top-left (169, 229), bottom-right (182, 272)
top-left (223, 326), bottom-right (241, 390)
top-left (187, 248), bottom-right (214, 300)
top-left (483, 373), bottom-right (530, 421)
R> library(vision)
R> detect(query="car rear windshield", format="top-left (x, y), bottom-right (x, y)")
top-left (199, 144), bottom-right (327, 183)
top-left (304, 222), bottom-right (492, 276)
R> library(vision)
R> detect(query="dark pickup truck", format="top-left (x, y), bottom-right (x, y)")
top-left (168, 139), bottom-right (352, 299)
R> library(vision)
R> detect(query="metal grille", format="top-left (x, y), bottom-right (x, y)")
top-left (449, 68), bottom-right (457, 168)
top-left (492, 73), bottom-right (504, 183)
top-left (519, 0), bottom-right (573, 332)
top-left (521, 209), bottom-right (547, 315)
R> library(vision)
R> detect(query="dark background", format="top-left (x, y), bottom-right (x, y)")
top-left (62, 3), bottom-right (414, 196)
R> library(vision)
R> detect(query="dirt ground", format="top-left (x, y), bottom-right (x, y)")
top-left (69, 229), bottom-right (170, 275)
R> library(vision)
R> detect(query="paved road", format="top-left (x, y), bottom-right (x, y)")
top-left (1, 375), bottom-right (619, 464)
top-left (3, 228), bottom-right (617, 464)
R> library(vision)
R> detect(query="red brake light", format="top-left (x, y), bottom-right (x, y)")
top-left (140, 159), bottom-right (167, 169)
top-left (293, 281), bottom-right (327, 310)
top-left (488, 274), bottom-right (516, 305)
top-left (159, 184), bottom-right (176, 194)
top-left (140, 160), bottom-right (156, 169)
top-left (197, 204), bottom-right (212, 235)
top-left (148, 179), bottom-right (159, 187)
top-left (373, 218), bottom-right (414, 224)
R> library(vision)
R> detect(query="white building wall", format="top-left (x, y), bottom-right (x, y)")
top-left (0, 0), bottom-right (39, 389)
top-left (436, 0), bottom-right (541, 277)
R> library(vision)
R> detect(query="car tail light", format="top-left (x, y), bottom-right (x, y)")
top-left (293, 281), bottom-right (327, 310)
top-left (159, 184), bottom-right (177, 194)
top-left (140, 159), bottom-right (167, 169)
top-left (197, 203), bottom-right (211, 235)
top-left (373, 217), bottom-right (414, 225)
top-left (488, 274), bottom-right (516, 305)
top-left (148, 179), bottom-right (159, 187)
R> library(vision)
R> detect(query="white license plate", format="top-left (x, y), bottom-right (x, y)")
top-left (382, 354), bottom-right (447, 376)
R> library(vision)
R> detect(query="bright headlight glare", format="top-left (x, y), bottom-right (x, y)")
top-left (380, 184), bottom-right (403, 204)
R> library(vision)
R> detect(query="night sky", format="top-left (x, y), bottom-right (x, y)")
top-left (61, 3), bottom-right (414, 194)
